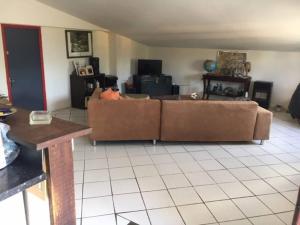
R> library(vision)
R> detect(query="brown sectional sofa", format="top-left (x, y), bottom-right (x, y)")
top-left (88, 89), bottom-right (272, 145)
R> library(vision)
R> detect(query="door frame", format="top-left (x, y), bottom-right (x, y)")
top-left (1, 23), bottom-right (47, 110)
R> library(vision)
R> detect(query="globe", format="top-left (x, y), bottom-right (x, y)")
top-left (203, 60), bottom-right (217, 73)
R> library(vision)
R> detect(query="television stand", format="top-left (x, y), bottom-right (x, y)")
top-left (132, 74), bottom-right (173, 96)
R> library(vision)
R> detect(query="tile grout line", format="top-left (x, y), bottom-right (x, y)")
top-left (129, 146), bottom-right (154, 225)
top-left (74, 151), bottom-right (296, 223)
top-left (218, 143), bottom-right (296, 224)
top-left (217, 145), bottom-right (299, 207)
top-left (79, 144), bottom-right (86, 225)
top-left (151, 144), bottom-right (188, 225)
top-left (167, 144), bottom-right (222, 224)
top-left (104, 143), bottom-right (119, 225)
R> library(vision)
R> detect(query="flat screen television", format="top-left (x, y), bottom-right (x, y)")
top-left (138, 59), bottom-right (162, 75)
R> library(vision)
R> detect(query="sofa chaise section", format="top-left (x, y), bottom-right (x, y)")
top-left (160, 100), bottom-right (272, 143)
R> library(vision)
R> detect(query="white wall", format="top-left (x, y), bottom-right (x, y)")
top-left (0, 0), bottom-right (101, 30)
top-left (0, 0), bottom-right (148, 111)
top-left (93, 31), bottom-right (110, 75)
top-left (41, 28), bottom-right (111, 110)
top-left (0, 0), bottom-right (104, 110)
top-left (149, 47), bottom-right (215, 94)
top-left (1, 0), bottom-right (299, 110)
top-left (149, 47), bottom-right (300, 108)
top-left (248, 51), bottom-right (300, 108)
top-left (41, 29), bottom-right (148, 109)
top-left (0, 27), bottom-right (110, 111)
top-left (114, 34), bottom-right (149, 90)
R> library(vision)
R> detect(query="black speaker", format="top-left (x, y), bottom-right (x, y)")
top-left (252, 81), bottom-right (273, 109)
top-left (172, 85), bottom-right (180, 95)
top-left (89, 57), bottom-right (100, 75)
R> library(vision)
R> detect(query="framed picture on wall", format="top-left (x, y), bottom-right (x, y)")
top-left (65, 30), bottom-right (93, 58)
top-left (85, 65), bottom-right (94, 75)
top-left (217, 51), bottom-right (247, 76)
top-left (78, 67), bottom-right (87, 76)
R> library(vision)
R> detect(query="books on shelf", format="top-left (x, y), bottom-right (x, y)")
top-left (29, 111), bottom-right (52, 125)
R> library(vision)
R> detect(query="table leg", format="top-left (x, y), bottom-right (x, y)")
top-left (23, 191), bottom-right (30, 225)
top-left (206, 80), bottom-right (211, 100)
top-left (202, 79), bottom-right (207, 99)
top-left (44, 141), bottom-right (75, 225)
top-left (245, 80), bottom-right (251, 93)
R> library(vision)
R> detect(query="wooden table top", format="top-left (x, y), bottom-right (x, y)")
top-left (1, 105), bottom-right (91, 150)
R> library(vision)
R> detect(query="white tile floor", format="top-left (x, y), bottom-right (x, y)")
top-left (52, 108), bottom-right (300, 225)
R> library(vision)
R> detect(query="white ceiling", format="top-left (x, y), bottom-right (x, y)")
top-left (38, 0), bottom-right (300, 51)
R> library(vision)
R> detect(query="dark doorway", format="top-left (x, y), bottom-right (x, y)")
top-left (1, 24), bottom-right (47, 110)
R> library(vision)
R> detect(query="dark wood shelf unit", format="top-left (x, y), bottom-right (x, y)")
top-left (70, 74), bottom-right (118, 109)
top-left (202, 73), bottom-right (252, 99)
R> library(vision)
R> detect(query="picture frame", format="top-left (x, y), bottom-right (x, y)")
top-left (85, 65), bottom-right (94, 75)
top-left (217, 51), bottom-right (247, 76)
top-left (78, 67), bottom-right (87, 76)
top-left (65, 30), bottom-right (93, 58)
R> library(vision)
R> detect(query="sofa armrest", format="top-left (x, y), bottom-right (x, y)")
top-left (254, 106), bottom-right (273, 140)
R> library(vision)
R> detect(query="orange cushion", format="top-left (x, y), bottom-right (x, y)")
top-left (99, 88), bottom-right (120, 100)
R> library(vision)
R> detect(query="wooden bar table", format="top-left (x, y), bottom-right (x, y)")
top-left (2, 106), bottom-right (91, 225)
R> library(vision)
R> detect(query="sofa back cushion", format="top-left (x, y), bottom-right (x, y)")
top-left (161, 100), bottom-right (258, 141)
top-left (88, 97), bottom-right (161, 141)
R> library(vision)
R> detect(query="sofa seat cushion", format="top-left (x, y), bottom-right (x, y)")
top-left (122, 94), bottom-right (150, 100)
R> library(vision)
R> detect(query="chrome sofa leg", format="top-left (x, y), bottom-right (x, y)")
top-left (71, 138), bottom-right (74, 151)
top-left (153, 139), bottom-right (157, 145)
top-left (260, 140), bottom-right (265, 145)
top-left (91, 140), bottom-right (96, 146)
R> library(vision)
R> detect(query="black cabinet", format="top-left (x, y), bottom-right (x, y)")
top-left (289, 83), bottom-right (300, 119)
top-left (70, 74), bottom-right (118, 109)
top-left (133, 75), bottom-right (172, 96)
top-left (252, 81), bottom-right (273, 109)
